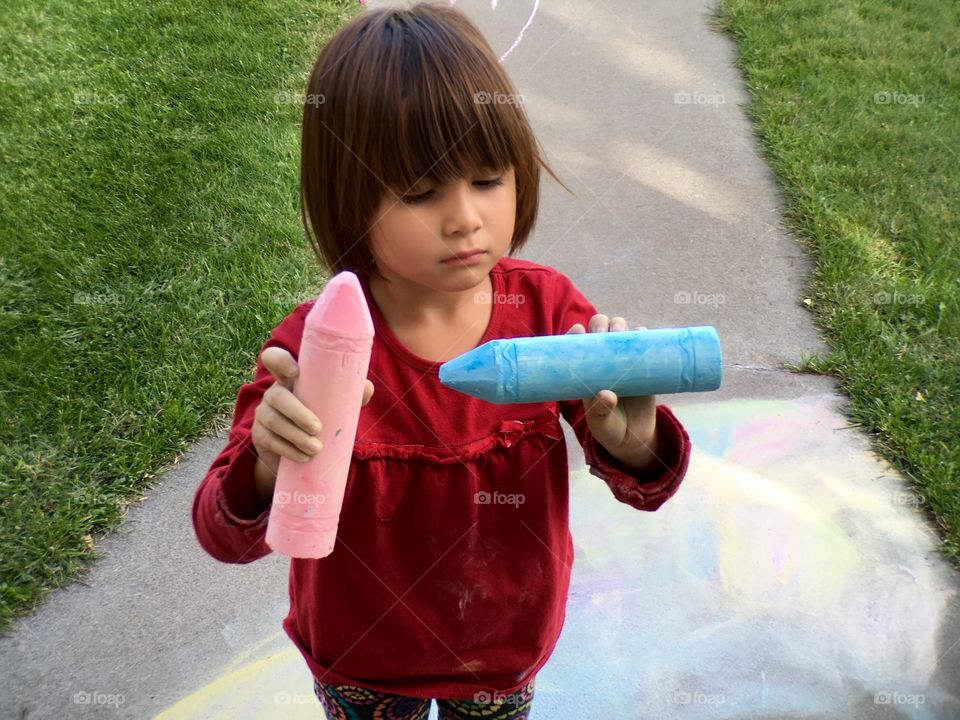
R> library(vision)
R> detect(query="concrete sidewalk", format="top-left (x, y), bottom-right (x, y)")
top-left (2, 1), bottom-right (958, 718)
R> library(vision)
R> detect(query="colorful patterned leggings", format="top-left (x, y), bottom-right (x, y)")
top-left (313, 676), bottom-right (536, 720)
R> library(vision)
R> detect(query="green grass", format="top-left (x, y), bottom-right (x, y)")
top-left (711, 0), bottom-right (959, 562)
top-left (0, 0), bottom-right (361, 634)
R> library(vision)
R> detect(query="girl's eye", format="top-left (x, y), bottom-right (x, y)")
top-left (476, 176), bottom-right (504, 189)
top-left (401, 190), bottom-right (433, 204)
top-left (401, 176), bottom-right (504, 205)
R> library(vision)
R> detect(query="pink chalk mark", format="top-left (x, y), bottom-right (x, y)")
top-left (449, 0), bottom-right (540, 63)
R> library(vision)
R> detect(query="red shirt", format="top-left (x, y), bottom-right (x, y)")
top-left (191, 257), bottom-right (691, 699)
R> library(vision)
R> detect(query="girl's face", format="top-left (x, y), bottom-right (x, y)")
top-left (366, 165), bottom-right (517, 298)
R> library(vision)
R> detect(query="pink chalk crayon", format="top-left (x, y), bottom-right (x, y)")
top-left (266, 271), bottom-right (374, 558)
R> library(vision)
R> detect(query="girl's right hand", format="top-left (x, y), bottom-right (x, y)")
top-left (251, 346), bottom-right (375, 480)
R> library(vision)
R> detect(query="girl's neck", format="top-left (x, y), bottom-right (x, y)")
top-left (367, 274), bottom-right (492, 330)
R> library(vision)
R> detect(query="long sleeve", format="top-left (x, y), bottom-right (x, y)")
top-left (191, 303), bottom-right (310, 563)
top-left (549, 270), bottom-right (691, 512)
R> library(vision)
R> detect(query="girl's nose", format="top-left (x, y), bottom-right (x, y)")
top-left (442, 180), bottom-right (482, 237)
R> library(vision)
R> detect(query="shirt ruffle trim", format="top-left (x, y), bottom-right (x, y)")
top-left (352, 407), bottom-right (563, 463)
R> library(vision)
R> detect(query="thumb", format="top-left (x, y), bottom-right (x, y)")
top-left (261, 346), bottom-right (299, 389)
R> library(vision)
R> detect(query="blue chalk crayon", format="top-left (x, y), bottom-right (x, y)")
top-left (438, 326), bottom-right (722, 404)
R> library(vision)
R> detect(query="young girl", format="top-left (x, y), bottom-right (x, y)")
top-left (192, 3), bottom-right (691, 718)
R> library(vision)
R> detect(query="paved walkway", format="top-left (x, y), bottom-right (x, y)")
top-left (2, 1), bottom-right (958, 718)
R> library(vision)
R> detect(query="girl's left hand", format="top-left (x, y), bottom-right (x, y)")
top-left (566, 314), bottom-right (659, 472)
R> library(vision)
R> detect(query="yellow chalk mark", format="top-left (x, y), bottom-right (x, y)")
top-left (153, 639), bottom-right (323, 720)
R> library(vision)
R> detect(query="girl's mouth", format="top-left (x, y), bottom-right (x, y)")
top-left (442, 250), bottom-right (487, 264)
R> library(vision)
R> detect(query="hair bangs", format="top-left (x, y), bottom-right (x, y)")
top-left (370, 18), bottom-right (519, 196)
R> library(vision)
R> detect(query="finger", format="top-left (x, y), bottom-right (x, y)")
top-left (261, 346), bottom-right (299, 389)
top-left (610, 316), bottom-right (628, 331)
top-left (591, 390), bottom-right (617, 416)
top-left (266, 384), bottom-right (323, 437)
top-left (566, 323), bottom-right (586, 334)
top-left (588, 314), bottom-right (609, 333)
top-left (583, 390), bottom-right (615, 423)
top-left (260, 431), bottom-right (315, 464)
top-left (259, 401), bottom-right (324, 456)
top-left (253, 412), bottom-right (314, 465)
top-left (362, 379), bottom-right (375, 406)
top-left (632, 325), bottom-right (648, 331)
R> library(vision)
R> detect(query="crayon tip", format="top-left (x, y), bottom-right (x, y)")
top-left (306, 272), bottom-right (374, 338)
top-left (438, 342), bottom-right (511, 403)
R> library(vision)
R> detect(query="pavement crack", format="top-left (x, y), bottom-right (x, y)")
top-left (721, 363), bottom-right (795, 373)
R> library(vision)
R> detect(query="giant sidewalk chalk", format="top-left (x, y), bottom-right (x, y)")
top-left (438, 326), bottom-right (721, 404)
top-left (266, 271), bottom-right (374, 558)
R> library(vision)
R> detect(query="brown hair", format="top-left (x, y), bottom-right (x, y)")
top-left (299, 1), bottom-right (571, 284)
